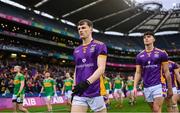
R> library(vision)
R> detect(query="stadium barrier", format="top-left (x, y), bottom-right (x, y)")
top-left (0, 96), bottom-right (67, 110)
top-left (0, 91), bottom-right (143, 109)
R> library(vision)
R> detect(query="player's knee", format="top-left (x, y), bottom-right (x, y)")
top-left (172, 104), bottom-right (178, 109)
top-left (153, 105), bottom-right (160, 112)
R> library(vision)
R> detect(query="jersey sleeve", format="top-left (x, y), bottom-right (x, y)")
top-left (19, 74), bottom-right (25, 81)
top-left (136, 55), bottom-right (141, 65)
top-left (161, 51), bottom-right (168, 63)
top-left (97, 43), bottom-right (107, 56)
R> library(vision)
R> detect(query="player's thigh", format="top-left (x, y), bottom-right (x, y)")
top-left (71, 105), bottom-right (88, 113)
top-left (172, 94), bottom-right (179, 104)
top-left (71, 96), bottom-right (88, 113)
top-left (153, 97), bottom-right (164, 107)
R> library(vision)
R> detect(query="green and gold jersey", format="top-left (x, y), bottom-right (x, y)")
top-left (42, 78), bottom-right (55, 96)
top-left (114, 77), bottom-right (123, 89)
top-left (13, 73), bottom-right (25, 95)
top-left (104, 77), bottom-right (110, 90)
top-left (64, 78), bottom-right (73, 91)
top-left (127, 80), bottom-right (134, 90)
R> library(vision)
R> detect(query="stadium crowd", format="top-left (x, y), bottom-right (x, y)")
top-left (0, 59), bottom-right (135, 97)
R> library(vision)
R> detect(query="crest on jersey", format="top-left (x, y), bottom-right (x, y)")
top-left (168, 64), bottom-right (172, 68)
top-left (154, 53), bottom-right (159, 58)
top-left (140, 55), bottom-right (144, 58)
top-left (74, 50), bottom-right (79, 53)
top-left (90, 45), bottom-right (96, 52)
top-left (82, 58), bottom-right (86, 63)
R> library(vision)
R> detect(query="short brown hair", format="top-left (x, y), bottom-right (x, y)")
top-left (143, 31), bottom-right (155, 38)
top-left (77, 19), bottom-right (93, 28)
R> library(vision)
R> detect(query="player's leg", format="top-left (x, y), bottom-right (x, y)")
top-left (17, 104), bottom-right (29, 113)
top-left (16, 94), bottom-right (28, 113)
top-left (130, 90), bottom-right (135, 105)
top-left (171, 88), bottom-right (179, 112)
top-left (12, 102), bottom-right (17, 113)
top-left (120, 89), bottom-right (123, 105)
top-left (113, 89), bottom-right (118, 101)
top-left (12, 94), bottom-right (18, 113)
top-left (67, 90), bottom-right (73, 105)
top-left (152, 84), bottom-right (164, 112)
top-left (153, 97), bottom-right (164, 112)
top-left (71, 96), bottom-right (88, 113)
top-left (45, 96), bottom-right (52, 112)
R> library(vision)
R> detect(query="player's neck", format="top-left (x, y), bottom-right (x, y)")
top-left (82, 36), bottom-right (93, 46)
top-left (145, 44), bottom-right (154, 52)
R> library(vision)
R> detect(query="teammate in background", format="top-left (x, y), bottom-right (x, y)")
top-left (126, 76), bottom-right (135, 105)
top-left (113, 74), bottom-right (124, 107)
top-left (164, 61), bottom-right (180, 113)
top-left (61, 72), bottom-right (73, 104)
top-left (103, 75), bottom-right (112, 109)
top-left (71, 19), bottom-right (107, 113)
top-left (177, 68), bottom-right (180, 102)
top-left (12, 66), bottom-right (29, 113)
top-left (133, 31), bottom-right (173, 113)
top-left (39, 71), bottom-right (57, 112)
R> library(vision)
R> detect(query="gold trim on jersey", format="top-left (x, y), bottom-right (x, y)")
top-left (100, 75), bottom-right (106, 96)
top-left (162, 61), bottom-right (168, 64)
top-left (98, 55), bottom-right (107, 59)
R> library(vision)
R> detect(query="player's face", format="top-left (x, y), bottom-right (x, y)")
top-left (143, 35), bottom-right (155, 45)
top-left (45, 72), bottom-right (50, 78)
top-left (78, 23), bottom-right (92, 39)
top-left (14, 67), bottom-right (20, 72)
top-left (65, 73), bottom-right (70, 78)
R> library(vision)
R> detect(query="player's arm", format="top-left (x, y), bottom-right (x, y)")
top-left (174, 68), bottom-right (180, 84)
top-left (18, 79), bottom-right (25, 95)
top-left (122, 80), bottom-right (124, 88)
top-left (133, 65), bottom-right (142, 89)
top-left (40, 85), bottom-right (44, 93)
top-left (87, 55), bottom-right (107, 84)
top-left (73, 68), bottom-right (76, 86)
top-left (61, 83), bottom-right (65, 95)
top-left (53, 80), bottom-right (57, 94)
top-left (162, 62), bottom-right (173, 98)
top-left (109, 81), bottom-right (112, 90)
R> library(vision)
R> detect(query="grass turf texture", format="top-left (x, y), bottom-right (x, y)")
top-left (1, 96), bottom-right (180, 112)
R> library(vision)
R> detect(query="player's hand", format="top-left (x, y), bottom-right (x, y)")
top-left (72, 80), bottom-right (90, 96)
top-left (16, 93), bottom-right (20, 97)
top-left (133, 88), bottom-right (137, 96)
top-left (39, 93), bottom-right (42, 97)
top-left (54, 93), bottom-right (58, 97)
top-left (167, 88), bottom-right (173, 98)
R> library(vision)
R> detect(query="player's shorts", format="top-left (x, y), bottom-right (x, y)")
top-left (106, 90), bottom-right (110, 94)
top-left (162, 83), bottom-right (167, 97)
top-left (172, 87), bottom-right (178, 94)
top-left (144, 84), bottom-right (164, 102)
top-left (127, 90), bottom-right (133, 96)
top-left (72, 95), bottom-right (106, 112)
top-left (114, 88), bottom-right (122, 94)
top-left (44, 95), bottom-right (53, 102)
top-left (44, 93), bottom-right (54, 101)
top-left (177, 89), bottom-right (180, 94)
top-left (65, 90), bottom-right (72, 99)
top-left (12, 94), bottom-right (24, 104)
